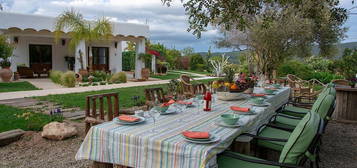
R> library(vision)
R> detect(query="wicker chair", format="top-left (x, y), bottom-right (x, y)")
top-left (180, 74), bottom-right (195, 98)
top-left (286, 74), bottom-right (325, 108)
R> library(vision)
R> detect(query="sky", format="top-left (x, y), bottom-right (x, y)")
top-left (1, 0), bottom-right (356, 52)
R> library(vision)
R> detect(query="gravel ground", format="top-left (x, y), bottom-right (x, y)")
top-left (0, 121), bottom-right (356, 168)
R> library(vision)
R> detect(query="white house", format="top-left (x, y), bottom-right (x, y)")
top-left (0, 12), bottom-right (149, 79)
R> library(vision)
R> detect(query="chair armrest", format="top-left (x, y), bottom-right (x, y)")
top-left (265, 123), bottom-right (294, 132)
top-left (221, 151), bottom-right (303, 168)
top-left (276, 113), bottom-right (303, 120)
top-left (241, 133), bottom-right (288, 142)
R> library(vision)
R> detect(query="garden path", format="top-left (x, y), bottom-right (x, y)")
top-left (0, 76), bottom-right (216, 101)
top-left (20, 78), bottom-right (63, 90)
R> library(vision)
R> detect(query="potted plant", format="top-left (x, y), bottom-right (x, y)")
top-left (139, 53), bottom-right (152, 80)
top-left (0, 35), bottom-right (14, 82)
top-left (349, 78), bottom-right (357, 88)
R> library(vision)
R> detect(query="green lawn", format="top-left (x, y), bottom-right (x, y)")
top-left (150, 71), bottom-right (199, 80)
top-left (36, 79), bottom-right (217, 110)
top-left (0, 105), bottom-right (63, 133)
top-left (0, 81), bottom-right (40, 93)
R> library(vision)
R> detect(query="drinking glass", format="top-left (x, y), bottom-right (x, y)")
top-left (148, 106), bottom-right (161, 133)
top-left (194, 94), bottom-right (203, 115)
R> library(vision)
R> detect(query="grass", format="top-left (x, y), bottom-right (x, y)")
top-left (0, 81), bottom-right (40, 93)
top-left (36, 78), bottom-right (217, 110)
top-left (150, 71), bottom-right (199, 80)
top-left (0, 105), bottom-right (63, 133)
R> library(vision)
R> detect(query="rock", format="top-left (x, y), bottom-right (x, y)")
top-left (41, 122), bottom-right (77, 140)
top-left (0, 129), bottom-right (25, 146)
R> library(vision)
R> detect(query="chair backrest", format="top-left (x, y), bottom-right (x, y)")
top-left (85, 92), bottom-right (119, 133)
top-left (180, 74), bottom-right (192, 85)
top-left (193, 83), bottom-right (207, 95)
top-left (144, 87), bottom-right (166, 103)
top-left (279, 112), bottom-right (321, 165)
top-left (313, 95), bottom-right (335, 120)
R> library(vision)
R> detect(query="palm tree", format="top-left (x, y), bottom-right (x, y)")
top-left (54, 9), bottom-right (113, 71)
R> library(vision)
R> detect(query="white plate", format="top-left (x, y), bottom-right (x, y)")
top-left (113, 116), bottom-right (146, 125)
top-left (251, 102), bottom-right (271, 107)
top-left (215, 120), bottom-right (241, 128)
top-left (184, 135), bottom-right (220, 144)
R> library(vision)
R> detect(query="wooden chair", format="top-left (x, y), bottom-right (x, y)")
top-left (144, 87), bottom-right (167, 109)
top-left (332, 79), bottom-right (349, 86)
top-left (193, 83), bottom-right (207, 95)
top-left (85, 92), bottom-right (119, 133)
top-left (180, 74), bottom-right (195, 98)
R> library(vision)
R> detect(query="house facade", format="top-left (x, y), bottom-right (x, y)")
top-left (0, 12), bottom-right (149, 79)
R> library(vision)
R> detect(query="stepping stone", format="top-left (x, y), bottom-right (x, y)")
top-left (0, 98), bottom-right (39, 107)
top-left (0, 129), bottom-right (25, 146)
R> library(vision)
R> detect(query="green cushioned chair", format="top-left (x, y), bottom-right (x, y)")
top-left (280, 86), bottom-right (335, 118)
top-left (218, 112), bottom-right (323, 168)
top-left (271, 94), bottom-right (335, 131)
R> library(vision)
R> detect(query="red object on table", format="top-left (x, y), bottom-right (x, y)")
top-left (118, 115), bottom-right (140, 122)
top-left (251, 93), bottom-right (266, 97)
top-left (203, 92), bottom-right (212, 111)
top-left (161, 99), bottom-right (176, 107)
top-left (230, 106), bottom-right (250, 112)
top-left (182, 131), bottom-right (210, 139)
top-left (177, 100), bottom-right (193, 105)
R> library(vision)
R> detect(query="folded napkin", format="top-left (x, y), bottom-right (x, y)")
top-left (230, 106), bottom-right (250, 112)
top-left (161, 99), bottom-right (176, 107)
top-left (176, 100), bottom-right (193, 105)
top-left (118, 115), bottom-right (140, 122)
top-left (182, 131), bottom-right (210, 139)
top-left (251, 93), bottom-right (266, 97)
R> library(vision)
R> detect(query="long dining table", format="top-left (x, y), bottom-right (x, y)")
top-left (76, 87), bottom-right (290, 168)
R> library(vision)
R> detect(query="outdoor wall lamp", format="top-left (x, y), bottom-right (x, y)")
top-left (14, 37), bottom-right (18, 44)
top-left (114, 42), bottom-right (118, 48)
top-left (61, 39), bottom-right (66, 46)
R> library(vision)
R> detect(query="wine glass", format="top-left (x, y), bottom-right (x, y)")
top-left (194, 94), bottom-right (203, 115)
top-left (148, 106), bottom-right (161, 133)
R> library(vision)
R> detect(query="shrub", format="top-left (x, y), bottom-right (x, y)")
top-left (90, 71), bottom-right (107, 81)
top-left (61, 71), bottom-right (76, 87)
top-left (49, 70), bottom-right (64, 84)
top-left (110, 72), bottom-right (127, 83)
top-left (122, 51), bottom-right (136, 71)
top-left (277, 60), bottom-right (314, 80)
top-left (311, 71), bottom-right (344, 84)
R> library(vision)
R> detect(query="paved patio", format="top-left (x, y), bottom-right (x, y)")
top-left (0, 76), bottom-right (215, 100)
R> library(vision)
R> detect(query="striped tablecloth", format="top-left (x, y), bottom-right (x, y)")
top-left (76, 87), bottom-right (290, 168)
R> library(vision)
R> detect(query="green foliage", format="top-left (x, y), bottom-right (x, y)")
top-left (0, 105), bottom-right (63, 132)
top-left (0, 35), bottom-right (14, 67)
top-left (305, 56), bottom-right (334, 72)
top-left (336, 48), bottom-right (357, 79)
top-left (223, 64), bottom-right (237, 83)
top-left (49, 70), bottom-right (64, 84)
top-left (0, 81), bottom-right (39, 93)
top-left (311, 71), bottom-right (344, 84)
top-left (122, 51), bottom-right (136, 71)
top-left (110, 72), bottom-right (127, 83)
top-left (189, 53), bottom-right (205, 70)
top-left (165, 49), bottom-right (181, 69)
top-left (277, 60), bottom-right (314, 80)
top-left (139, 53), bottom-right (153, 70)
top-left (61, 71), bottom-right (76, 87)
top-left (90, 70), bottom-right (108, 81)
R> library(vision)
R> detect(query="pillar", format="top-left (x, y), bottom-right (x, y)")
top-left (135, 38), bottom-right (145, 79)
top-left (74, 40), bottom-right (87, 72)
top-left (151, 55), bottom-right (156, 74)
top-left (110, 41), bottom-right (122, 73)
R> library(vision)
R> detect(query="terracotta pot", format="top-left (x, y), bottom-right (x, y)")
top-left (141, 68), bottom-right (150, 80)
top-left (75, 73), bottom-right (82, 83)
top-left (0, 68), bottom-right (13, 82)
top-left (78, 69), bottom-right (88, 77)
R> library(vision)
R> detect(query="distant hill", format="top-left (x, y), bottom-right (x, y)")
top-left (198, 42), bottom-right (357, 62)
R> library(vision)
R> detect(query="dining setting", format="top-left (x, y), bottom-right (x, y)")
top-left (76, 75), bottom-right (293, 168)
